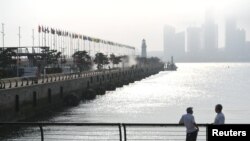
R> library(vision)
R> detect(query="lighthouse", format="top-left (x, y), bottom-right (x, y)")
top-left (141, 39), bottom-right (147, 58)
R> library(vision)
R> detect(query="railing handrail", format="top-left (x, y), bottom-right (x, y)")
top-left (0, 122), bottom-right (210, 141)
top-left (0, 122), bottom-right (122, 126)
top-left (0, 122), bottom-right (214, 126)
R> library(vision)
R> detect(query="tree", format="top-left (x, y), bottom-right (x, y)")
top-left (0, 48), bottom-right (17, 68)
top-left (109, 54), bottom-right (121, 68)
top-left (94, 53), bottom-right (109, 70)
top-left (0, 48), bottom-right (17, 78)
top-left (72, 51), bottom-right (92, 71)
top-left (33, 48), bottom-right (62, 74)
top-left (121, 55), bottom-right (129, 68)
top-left (43, 49), bottom-right (62, 66)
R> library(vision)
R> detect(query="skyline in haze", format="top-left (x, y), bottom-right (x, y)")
top-left (1, 0), bottom-right (250, 53)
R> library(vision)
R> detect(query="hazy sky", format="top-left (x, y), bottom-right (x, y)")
top-left (0, 0), bottom-right (250, 52)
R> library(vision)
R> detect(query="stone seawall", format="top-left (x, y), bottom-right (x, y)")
top-left (0, 65), bottom-right (163, 122)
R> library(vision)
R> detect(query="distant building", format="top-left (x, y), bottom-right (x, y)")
top-left (186, 27), bottom-right (202, 54)
top-left (225, 18), bottom-right (246, 54)
top-left (163, 25), bottom-right (185, 61)
top-left (225, 18), bottom-right (237, 51)
top-left (202, 11), bottom-right (218, 53)
top-left (141, 39), bottom-right (147, 58)
top-left (163, 25), bottom-right (175, 61)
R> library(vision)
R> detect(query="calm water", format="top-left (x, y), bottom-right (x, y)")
top-left (3, 63), bottom-right (250, 141)
top-left (49, 63), bottom-right (250, 124)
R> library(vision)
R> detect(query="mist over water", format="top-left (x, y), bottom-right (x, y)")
top-left (47, 63), bottom-right (250, 124)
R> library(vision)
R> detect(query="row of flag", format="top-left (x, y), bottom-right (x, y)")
top-left (38, 25), bottom-right (135, 50)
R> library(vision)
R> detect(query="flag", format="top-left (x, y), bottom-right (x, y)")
top-left (42, 26), bottom-right (45, 32)
top-left (46, 27), bottom-right (50, 33)
top-left (38, 25), bottom-right (41, 33)
top-left (83, 35), bottom-right (87, 40)
top-left (88, 36), bottom-right (92, 41)
top-left (51, 28), bottom-right (55, 34)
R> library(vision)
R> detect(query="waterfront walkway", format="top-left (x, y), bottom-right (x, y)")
top-left (0, 68), bottom-right (122, 90)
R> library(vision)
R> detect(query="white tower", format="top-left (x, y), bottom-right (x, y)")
top-left (141, 39), bottom-right (147, 58)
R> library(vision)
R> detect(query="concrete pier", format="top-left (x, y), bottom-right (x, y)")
top-left (0, 65), bottom-right (163, 122)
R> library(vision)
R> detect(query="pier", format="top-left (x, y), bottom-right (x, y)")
top-left (0, 64), bottom-right (163, 122)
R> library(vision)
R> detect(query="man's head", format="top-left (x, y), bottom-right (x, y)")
top-left (215, 104), bottom-right (223, 113)
top-left (186, 107), bottom-right (193, 114)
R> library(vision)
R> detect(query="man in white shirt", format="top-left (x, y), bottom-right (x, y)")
top-left (179, 107), bottom-right (199, 141)
top-left (214, 104), bottom-right (225, 125)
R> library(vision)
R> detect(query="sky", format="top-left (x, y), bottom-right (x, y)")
top-left (0, 0), bottom-right (250, 53)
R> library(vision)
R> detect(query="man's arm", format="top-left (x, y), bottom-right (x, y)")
top-left (214, 115), bottom-right (219, 125)
top-left (179, 115), bottom-right (184, 124)
top-left (194, 122), bottom-right (199, 131)
top-left (192, 116), bottom-right (199, 131)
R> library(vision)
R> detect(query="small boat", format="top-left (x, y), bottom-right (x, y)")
top-left (164, 56), bottom-right (177, 71)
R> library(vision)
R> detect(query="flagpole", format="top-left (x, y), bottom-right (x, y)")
top-left (70, 34), bottom-right (72, 57)
top-left (17, 26), bottom-right (21, 77)
top-left (83, 39), bottom-right (85, 51)
top-left (99, 42), bottom-right (100, 53)
top-left (32, 29), bottom-right (35, 47)
top-left (44, 28), bottom-right (46, 47)
top-left (47, 29), bottom-right (50, 49)
top-left (38, 26), bottom-right (40, 49)
top-left (41, 27), bottom-right (43, 47)
top-left (78, 36), bottom-right (79, 51)
top-left (50, 29), bottom-right (52, 50)
top-left (55, 30), bottom-right (57, 51)
top-left (53, 30), bottom-right (55, 51)
top-left (93, 41), bottom-right (95, 56)
top-left (1, 23), bottom-right (5, 50)
top-left (89, 40), bottom-right (91, 56)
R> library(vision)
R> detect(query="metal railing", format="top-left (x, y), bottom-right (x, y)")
top-left (0, 123), bottom-right (208, 141)
top-left (0, 68), bottom-right (124, 89)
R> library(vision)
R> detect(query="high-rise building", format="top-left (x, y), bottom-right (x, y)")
top-left (163, 25), bottom-right (185, 61)
top-left (141, 39), bottom-right (147, 58)
top-left (174, 32), bottom-right (185, 58)
top-left (163, 25), bottom-right (175, 61)
top-left (186, 27), bottom-right (202, 54)
top-left (202, 11), bottom-right (218, 53)
top-left (225, 18), bottom-right (246, 54)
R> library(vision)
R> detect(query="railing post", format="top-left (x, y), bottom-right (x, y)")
top-left (206, 125), bottom-right (208, 141)
top-left (38, 124), bottom-right (44, 141)
top-left (2, 81), bottom-right (5, 89)
top-left (123, 124), bottom-right (127, 141)
top-left (15, 79), bottom-right (18, 87)
top-left (118, 124), bottom-right (122, 141)
top-left (26, 78), bottom-right (29, 86)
